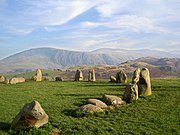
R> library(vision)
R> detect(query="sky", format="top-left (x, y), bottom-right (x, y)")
top-left (0, 0), bottom-right (179, 59)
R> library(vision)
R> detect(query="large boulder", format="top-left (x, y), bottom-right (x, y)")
top-left (88, 69), bottom-right (96, 81)
top-left (109, 76), bottom-right (116, 83)
top-left (116, 70), bottom-right (127, 83)
top-left (138, 68), bottom-right (152, 96)
top-left (103, 95), bottom-right (125, 106)
top-left (132, 68), bottom-right (141, 84)
top-left (123, 83), bottom-right (138, 103)
top-left (11, 101), bottom-right (48, 129)
top-left (86, 99), bottom-right (108, 109)
top-left (9, 77), bottom-right (26, 84)
top-left (77, 104), bottom-right (103, 113)
top-left (0, 75), bottom-right (5, 82)
top-left (74, 69), bottom-right (83, 81)
top-left (33, 69), bottom-right (42, 82)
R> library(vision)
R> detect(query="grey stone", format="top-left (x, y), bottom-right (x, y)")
top-left (11, 100), bottom-right (48, 129)
top-left (123, 83), bottom-right (138, 103)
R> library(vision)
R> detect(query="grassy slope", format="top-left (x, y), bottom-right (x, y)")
top-left (0, 79), bottom-right (179, 135)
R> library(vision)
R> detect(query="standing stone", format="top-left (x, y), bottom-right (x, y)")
top-left (9, 77), bottom-right (26, 84)
top-left (0, 75), bottom-right (5, 82)
top-left (123, 83), bottom-right (138, 103)
top-left (4, 79), bottom-right (10, 84)
top-left (116, 70), bottom-right (127, 83)
top-left (138, 68), bottom-right (151, 96)
top-left (11, 101), bottom-right (48, 129)
top-left (88, 69), bottom-right (96, 81)
top-left (132, 68), bottom-right (140, 84)
top-left (109, 76), bottom-right (116, 83)
top-left (55, 77), bottom-right (63, 81)
top-left (88, 71), bottom-right (91, 81)
top-left (74, 69), bottom-right (83, 81)
top-left (33, 69), bottom-right (42, 82)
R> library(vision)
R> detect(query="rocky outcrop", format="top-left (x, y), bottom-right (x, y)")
top-left (11, 100), bottom-right (48, 129)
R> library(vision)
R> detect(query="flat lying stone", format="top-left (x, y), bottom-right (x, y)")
top-left (103, 95), bottom-right (125, 106)
top-left (9, 77), bottom-right (25, 84)
top-left (77, 104), bottom-right (103, 113)
top-left (86, 99), bottom-right (108, 109)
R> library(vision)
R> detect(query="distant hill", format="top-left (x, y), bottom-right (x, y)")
top-left (65, 57), bottom-right (180, 79)
top-left (5, 57), bottom-right (180, 79)
top-left (0, 47), bottom-right (179, 74)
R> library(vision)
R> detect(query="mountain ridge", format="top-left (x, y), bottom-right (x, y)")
top-left (0, 47), bottom-right (179, 74)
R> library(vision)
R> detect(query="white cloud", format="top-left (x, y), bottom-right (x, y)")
top-left (95, 0), bottom-right (128, 17)
top-left (0, 0), bottom-right (179, 56)
top-left (1, 0), bottom-right (99, 35)
top-left (29, 1), bottom-right (96, 26)
top-left (81, 21), bottom-right (103, 28)
top-left (81, 15), bottom-right (169, 34)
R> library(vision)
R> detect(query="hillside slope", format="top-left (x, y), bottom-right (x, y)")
top-left (0, 47), bottom-right (179, 74)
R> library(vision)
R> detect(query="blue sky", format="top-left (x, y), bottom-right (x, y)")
top-left (0, 0), bottom-right (179, 59)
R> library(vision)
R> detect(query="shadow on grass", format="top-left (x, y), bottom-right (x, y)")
top-left (81, 84), bottom-right (128, 87)
top-left (62, 109), bottom-right (107, 118)
top-left (54, 93), bottom-right (102, 97)
top-left (0, 122), bottom-right (11, 132)
top-left (54, 93), bottom-right (124, 99)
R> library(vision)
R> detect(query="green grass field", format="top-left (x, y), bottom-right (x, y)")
top-left (0, 79), bottom-right (179, 135)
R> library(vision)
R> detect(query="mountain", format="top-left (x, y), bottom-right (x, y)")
top-left (120, 57), bottom-right (180, 78)
top-left (65, 57), bottom-right (180, 79)
top-left (0, 47), bottom-right (179, 74)
top-left (93, 48), bottom-right (180, 58)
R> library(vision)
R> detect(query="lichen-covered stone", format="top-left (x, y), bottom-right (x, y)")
top-left (77, 104), bottom-right (103, 113)
top-left (0, 75), bottom-right (5, 82)
top-left (109, 76), bottom-right (116, 83)
top-left (123, 83), bottom-right (138, 103)
top-left (74, 69), bottom-right (83, 81)
top-left (88, 69), bottom-right (96, 81)
top-left (11, 101), bottom-right (48, 129)
top-left (33, 69), bottom-right (42, 82)
top-left (9, 77), bottom-right (25, 84)
top-left (86, 99), bottom-right (108, 109)
top-left (116, 70), bottom-right (127, 83)
top-left (132, 68), bottom-right (140, 84)
top-left (103, 95), bottom-right (125, 106)
top-left (138, 68), bottom-right (152, 96)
